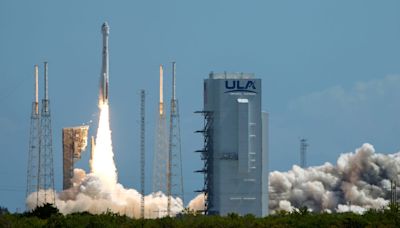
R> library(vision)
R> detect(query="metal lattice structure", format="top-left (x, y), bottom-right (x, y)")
top-left (194, 110), bottom-right (213, 215)
top-left (167, 62), bottom-right (184, 216)
top-left (26, 65), bottom-right (40, 208)
top-left (140, 90), bottom-right (145, 218)
top-left (300, 139), bottom-right (308, 168)
top-left (38, 62), bottom-right (55, 205)
top-left (391, 180), bottom-right (397, 204)
top-left (152, 65), bottom-right (168, 194)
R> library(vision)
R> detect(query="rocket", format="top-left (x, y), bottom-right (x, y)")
top-left (100, 22), bottom-right (109, 104)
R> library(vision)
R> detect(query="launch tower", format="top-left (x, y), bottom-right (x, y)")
top-left (152, 65), bottom-right (168, 194)
top-left (26, 65), bottom-right (40, 208)
top-left (167, 62), bottom-right (184, 216)
top-left (38, 62), bottom-right (56, 205)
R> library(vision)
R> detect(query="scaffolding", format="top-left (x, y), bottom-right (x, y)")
top-left (167, 62), bottom-right (184, 216)
top-left (26, 65), bottom-right (40, 208)
top-left (38, 61), bottom-right (55, 205)
top-left (391, 180), bottom-right (397, 205)
top-left (300, 139), bottom-right (308, 168)
top-left (152, 65), bottom-right (168, 194)
top-left (194, 110), bottom-right (213, 215)
top-left (140, 90), bottom-right (145, 218)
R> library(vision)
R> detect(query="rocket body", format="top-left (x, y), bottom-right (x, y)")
top-left (100, 22), bottom-right (109, 104)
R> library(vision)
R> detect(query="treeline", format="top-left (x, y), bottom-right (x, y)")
top-left (0, 204), bottom-right (399, 227)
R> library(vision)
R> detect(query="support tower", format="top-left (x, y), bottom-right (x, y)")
top-left (167, 62), bottom-right (184, 216)
top-left (152, 65), bottom-right (168, 194)
top-left (194, 110), bottom-right (213, 214)
top-left (300, 139), bottom-right (308, 168)
top-left (140, 90), bottom-right (145, 218)
top-left (26, 65), bottom-right (40, 208)
top-left (38, 62), bottom-right (55, 205)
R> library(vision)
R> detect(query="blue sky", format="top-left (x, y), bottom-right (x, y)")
top-left (1, 0), bottom-right (400, 211)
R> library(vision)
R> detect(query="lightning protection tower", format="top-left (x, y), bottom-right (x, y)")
top-left (140, 89), bottom-right (146, 218)
top-left (26, 65), bottom-right (40, 208)
top-left (300, 139), bottom-right (308, 168)
top-left (167, 62), bottom-right (184, 216)
top-left (153, 65), bottom-right (168, 194)
top-left (38, 62), bottom-right (55, 205)
top-left (391, 180), bottom-right (397, 204)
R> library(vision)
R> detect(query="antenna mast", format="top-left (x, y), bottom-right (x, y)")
top-left (26, 65), bottom-right (40, 208)
top-left (300, 138), bottom-right (308, 168)
top-left (140, 90), bottom-right (145, 218)
top-left (153, 65), bottom-right (168, 200)
top-left (38, 61), bottom-right (55, 205)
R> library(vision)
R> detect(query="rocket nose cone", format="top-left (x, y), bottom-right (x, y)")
top-left (102, 22), bottom-right (109, 34)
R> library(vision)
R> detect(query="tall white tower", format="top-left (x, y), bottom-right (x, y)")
top-left (26, 65), bottom-right (40, 208)
top-left (153, 65), bottom-right (168, 194)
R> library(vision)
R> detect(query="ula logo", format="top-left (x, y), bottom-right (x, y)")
top-left (225, 80), bottom-right (257, 93)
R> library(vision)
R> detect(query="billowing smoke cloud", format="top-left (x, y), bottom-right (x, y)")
top-left (27, 100), bottom-right (400, 216)
top-left (27, 103), bottom-right (185, 218)
top-left (269, 143), bottom-right (400, 213)
top-left (187, 193), bottom-right (205, 212)
top-left (27, 169), bottom-right (184, 218)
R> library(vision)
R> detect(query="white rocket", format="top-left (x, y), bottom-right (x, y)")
top-left (100, 22), bottom-right (109, 104)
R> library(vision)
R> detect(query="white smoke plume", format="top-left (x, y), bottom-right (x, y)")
top-left (26, 102), bottom-right (185, 218)
top-left (187, 193), bottom-right (205, 212)
top-left (27, 99), bottom-right (400, 216)
top-left (269, 143), bottom-right (400, 213)
top-left (27, 169), bottom-right (184, 218)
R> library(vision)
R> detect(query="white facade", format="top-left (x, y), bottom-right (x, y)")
top-left (204, 72), bottom-right (268, 216)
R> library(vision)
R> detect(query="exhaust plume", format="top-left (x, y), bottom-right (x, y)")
top-left (27, 95), bottom-right (399, 216)
top-left (269, 143), bottom-right (400, 214)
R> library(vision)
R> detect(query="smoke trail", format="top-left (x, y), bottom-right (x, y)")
top-left (269, 143), bottom-right (400, 214)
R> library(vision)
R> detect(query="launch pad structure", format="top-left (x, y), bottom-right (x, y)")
top-left (152, 65), bottom-right (168, 194)
top-left (300, 139), bottom-right (308, 168)
top-left (26, 62), bottom-right (56, 208)
top-left (26, 65), bottom-right (40, 206)
top-left (152, 65), bottom-right (168, 193)
top-left (38, 62), bottom-right (56, 206)
top-left (140, 90), bottom-right (145, 218)
top-left (194, 110), bottom-right (213, 215)
top-left (167, 62), bottom-right (184, 216)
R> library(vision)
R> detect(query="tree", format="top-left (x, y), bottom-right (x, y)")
top-left (0, 206), bottom-right (9, 215)
top-left (28, 203), bottom-right (60, 219)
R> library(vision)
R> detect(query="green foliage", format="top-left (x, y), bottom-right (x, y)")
top-left (26, 203), bottom-right (60, 219)
top-left (0, 206), bottom-right (9, 215)
top-left (388, 202), bottom-right (400, 213)
top-left (291, 206), bottom-right (310, 217)
top-left (1, 207), bottom-right (400, 227)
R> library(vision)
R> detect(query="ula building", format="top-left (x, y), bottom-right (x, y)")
top-left (196, 72), bottom-right (268, 216)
